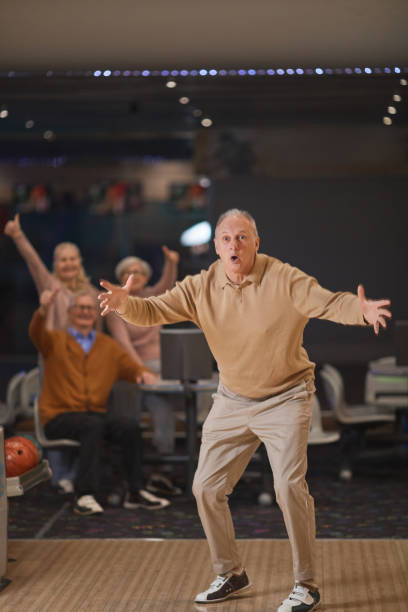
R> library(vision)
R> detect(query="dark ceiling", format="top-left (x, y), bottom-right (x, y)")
top-left (0, 1), bottom-right (407, 158)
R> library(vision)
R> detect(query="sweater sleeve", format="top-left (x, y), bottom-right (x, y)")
top-left (112, 341), bottom-right (149, 382)
top-left (287, 265), bottom-right (365, 326)
top-left (105, 311), bottom-right (144, 364)
top-left (28, 309), bottom-right (55, 357)
top-left (12, 231), bottom-right (54, 294)
top-left (120, 275), bottom-right (199, 327)
top-left (144, 258), bottom-right (178, 297)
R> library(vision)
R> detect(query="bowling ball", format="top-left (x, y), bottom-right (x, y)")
top-left (5, 436), bottom-right (40, 477)
top-left (18, 433), bottom-right (43, 461)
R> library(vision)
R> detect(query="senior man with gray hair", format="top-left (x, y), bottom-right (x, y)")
top-left (98, 208), bottom-right (391, 612)
top-left (29, 288), bottom-right (169, 515)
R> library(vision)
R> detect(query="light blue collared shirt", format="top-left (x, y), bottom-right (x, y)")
top-left (67, 327), bottom-right (96, 354)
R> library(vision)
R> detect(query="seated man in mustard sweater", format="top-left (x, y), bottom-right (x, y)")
top-left (29, 288), bottom-right (170, 515)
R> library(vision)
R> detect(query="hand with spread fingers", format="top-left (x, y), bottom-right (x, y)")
top-left (357, 284), bottom-right (391, 335)
top-left (98, 275), bottom-right (133, 316)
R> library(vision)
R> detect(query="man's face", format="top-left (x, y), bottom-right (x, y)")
top-left (120, 262), bottom-right (148, 293)
top-left (214, 214), bottom-right (259, 281)
top-left (68, 295), bottom-right (98, 331)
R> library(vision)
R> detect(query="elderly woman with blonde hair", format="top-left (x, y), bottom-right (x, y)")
top-left (4, 213), bottom-right (102, 331)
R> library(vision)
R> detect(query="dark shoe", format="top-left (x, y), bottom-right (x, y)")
top-left (147, 473), bottom-right (182, 496)
top-left (73, 495), bottom-right (104, 516)
top-left (195, 570), bottom-right (251, 603)
top-left (123, 489), bottom-right (170, 510)
top-left (277, 584), bottom-right (321, 611)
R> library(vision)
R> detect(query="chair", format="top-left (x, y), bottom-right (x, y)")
top-left (19, 367), bottom-right (40, 420)
top-left (308, 395), bottom-right (340, 445)
top-left (33, 398), bottom-right (79, 488)
top-left (0, 371), bottom-right (26, 427)
top-left (320, 363), bottom-right (395, 479)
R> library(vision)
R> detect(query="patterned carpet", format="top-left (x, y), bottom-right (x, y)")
top-left (7, 443), bottom-right (408, 540)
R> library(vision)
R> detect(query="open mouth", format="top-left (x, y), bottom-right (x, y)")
top-left (230, 255), bottom-right (239, 262)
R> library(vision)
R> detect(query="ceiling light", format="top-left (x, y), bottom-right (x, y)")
top-left (201, 118), bottom-right (212, 127)
top-left (387, 106), bottom-right (397, 114)
top-left (25, 120), bottom-right (34, 128)
top-left (179, 97), bottom-right (190, 104)
top-left (382, 117), bottom-right (392, 125)
top-left (43, 130), bottom-right (56, 141)
top-left (180, 221), bottom-right (212, 247)
top-left (0, 109), bottom-right (8, 119)
top-left (166, 80), bottom-right (177, 88)
top-left (393, 94), bottom-right (402, 102)
top-left (400, 79), bottom-right (407, 86)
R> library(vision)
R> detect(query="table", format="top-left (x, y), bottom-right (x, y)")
top-left (365, 356), bottom-right (408, 446)
top-left (139, 375), bottom-right (218, 495)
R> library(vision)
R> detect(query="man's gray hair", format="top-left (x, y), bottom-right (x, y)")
top-left (215, 208), bottom-right (259, 237)
top-left (67, 290), bottom-right (98, 309)
top-left (115, 256), bottom-right (152, 282)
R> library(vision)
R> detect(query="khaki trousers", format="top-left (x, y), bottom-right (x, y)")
top-left (192, 379), bottom-right (316, 583)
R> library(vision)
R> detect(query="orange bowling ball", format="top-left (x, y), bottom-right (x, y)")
top-left (5, 436), bottom-right (40, 477)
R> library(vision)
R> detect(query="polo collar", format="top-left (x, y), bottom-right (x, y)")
top-left (215, 253), bottom-right (265, 289)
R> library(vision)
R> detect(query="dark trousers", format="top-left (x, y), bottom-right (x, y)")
top-left (44, 411), bottom-right (143, 497)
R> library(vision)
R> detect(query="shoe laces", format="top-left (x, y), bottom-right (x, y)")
top-left (209, 576), bottom-right (227, 591)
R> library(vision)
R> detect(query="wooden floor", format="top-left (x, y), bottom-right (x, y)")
top-left (1, 539), bottom-right (407, 611)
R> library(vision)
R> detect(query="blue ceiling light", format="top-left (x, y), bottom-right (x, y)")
top-left (142, 70), bottom-right (150, 77)
top-left (113, 70), bottom-right (121, 76)
top-left (171, 70), bottom-right (179, 76)
top-left (315, 67), bottom-right (324, 75)
top-left (199, 69), bottom-right (208, 76)
top-left (189, 69), bottom-right (198, 76)
top-left (161, 70), bottom-right (170, 76)
top-left (103, 70), bottom-right (111, 77)
top-left (277, 68), bottom-right (285, 75)
top-left (364, 67), bottom-right (372, 74)
top-left (267, 69), bottom-right (275, 75)
top-left (286, 68), bottom-right (294, 75)
top-left (180, 70), bottom-right (189, 76)
top-left (219, 69), bottom-right (227, 76)
top-left (384, 67), bottom-right (391, 73)
top-left (93, 70), bottom-right (102, 77)
top-left (354, 67), bottom-right (362, 74)
top-left (238, 69), bottom-right (247, 75)
top-left (209, 69), bottom-right (218, 76)
top-left (325, 68), bottom-right (333, 75)
top-left (394, 67), bottom-right (401, 73)
top-left (296, 68), bottom-right (304, 75)
top-left (123, 70), bottom-right (131, 77)
top-left (344, 67), bottom-right (352, 74)
top-left (248, 69), bottom-right (256, 75)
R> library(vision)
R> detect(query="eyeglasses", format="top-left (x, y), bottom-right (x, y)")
top-left (73, 305), bottom-right (97, 312)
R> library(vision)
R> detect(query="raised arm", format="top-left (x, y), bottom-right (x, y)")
top-left (4, 213), bottom-right (53, 293)
top-left (28, 288), bottom-right (60, 356)
top-left (145, 245), bottom-right (179, 296)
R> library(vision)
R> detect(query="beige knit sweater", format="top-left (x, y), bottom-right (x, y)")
top-left (119, 254), bottom-right (365, 399)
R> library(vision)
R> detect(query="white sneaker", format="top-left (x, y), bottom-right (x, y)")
top-left (57, 478), bottom-right (74, 494)
top-left (195, 571), bottom-right (251, 603)
top-left (74, 495), bottom-right (104, 515)
top-left (277, 585), bottom-right (320, 611)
